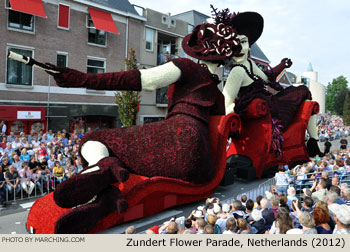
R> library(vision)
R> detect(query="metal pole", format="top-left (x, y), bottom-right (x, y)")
top-left (47, 76), bottom-right (51, 131)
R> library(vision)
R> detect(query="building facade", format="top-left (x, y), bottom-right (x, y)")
top-left (0, 0), bottom-right (145, 134)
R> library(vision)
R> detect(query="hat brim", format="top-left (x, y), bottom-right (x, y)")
top-left (231, 12), bottom-right (263, 46)
top-left (182, 26), bottom-right (231, 61)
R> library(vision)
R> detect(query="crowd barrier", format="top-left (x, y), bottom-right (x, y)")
top-left (0, 176), bottom-right (60, 204)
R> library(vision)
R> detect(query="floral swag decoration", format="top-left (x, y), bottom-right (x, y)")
top-left (193, 23), bottom-right (241, 58)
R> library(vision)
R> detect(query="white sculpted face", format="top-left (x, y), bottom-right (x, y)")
top-left (233, 35), bottom-right (249, 63)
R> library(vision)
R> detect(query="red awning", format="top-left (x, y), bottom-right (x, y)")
top-left (9, 0), bottom-right (46, 18)
top-left (88, 8), bottom-right (119, 34)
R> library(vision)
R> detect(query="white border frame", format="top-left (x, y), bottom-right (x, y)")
top-left (56, 51), bottom-right (68, 67)
top-left (5, 43), bottom-right (35, 88)
top-left (57, 3), bottom-right (70, 30)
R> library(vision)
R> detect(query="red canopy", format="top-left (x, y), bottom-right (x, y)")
top-left (88, 7), bottom-right (119, 34)
top-left (9, 0), bottom-right (46, 18)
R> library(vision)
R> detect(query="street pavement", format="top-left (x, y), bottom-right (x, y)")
top-left (0, 136), bottom-right (348, 234)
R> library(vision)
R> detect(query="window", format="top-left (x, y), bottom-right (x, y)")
top-left (8, 9), bottom-right (34, 32)
top-left (7, 47), bottom-right (33, 86)
top-left (142, 116), bottom-right (165, 124)
top-left (156, 87), bottom-right (168, 105)
top-left (87, 16), bottom-right (106, 46)
top-left (58, 4), bottom-right (70, 29)
top-left (57, 53), bottom-right (67, 67)
top-left (87, 58), bottom-right (105, 74)
top-left (145, 28), bottom-right (153, 51)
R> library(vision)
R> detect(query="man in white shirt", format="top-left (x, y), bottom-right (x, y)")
top-left (0, 120), bottom-right (6, 137)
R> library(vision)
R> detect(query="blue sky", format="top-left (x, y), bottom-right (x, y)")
top-left (130, 0), bottom-right (350, 86)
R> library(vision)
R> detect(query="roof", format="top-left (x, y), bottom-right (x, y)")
top-left (307, 62), bottom-right (314, 72)
top-left (172, 10), bottom-right (210, 26)
top-left (88, 0), bottom-right (139, 16)
top-left (250, 43), bottom-right (270, 64)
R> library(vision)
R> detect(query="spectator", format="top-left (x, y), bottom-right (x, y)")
top-left (207, 214), bottom-right (221, 234)
top-left (332, 176), bottom-right (340, 187)
top-left (279, 194), bottom-right (289, 212)
top-left (261, 198), bottom-right (275, 227)
top-left (21, 137), bottom-right (32, 150)
top-left (329, 185), bottom-right (345, 204)
top-left (255, 195), bottom-right (263, 210)
top-left (332, 204), bottom-right (350, 234)
top-left (245, 199), bottom-right (254, 221)
top-left (215, 203), bottom-right (231, 232)
top-left (203, 225), bottom-right (214, 234)
top-left (64, 158), bottom-right (76, 179)
top-left (313, 206), bottom-right (332, 234)
top-left (159, 219), bottom-right (178, 234)
top-left (7, 132), bottom-right (15, 143)
top-left (19, 163), bottom-right (35, 196)
top-left (47, 154), bottom-right (56, 169)
top-left (195, 217), bottom-right (205, 234)
top-left (324, 138), bottom-right (332, 155)
top-left (0, 120), bottom-right (6, 137)
top-left (1, 157), bottom-right (10, 173)
top-left (47, 130), bottom-right (54, 141)
top-left (46, 142), bottom-right (54, 156)
top-left (221, 217), bottom-right (236, 234)
top-left (20, 148), bottom-right (30, 162)
top-left (311, 179), bottom-right (327, 202)
top-left (250, 209), bottom-right (266, 234)
top-left (275, 165), bottom-right (290, 195)
top-left (301, 197), bottom-right (314, 213)
top-left (53, 161), bottom-right (65, 185)
top-left (31, 136), bottom-right (41, 151)
top-left (299, 211), bottom-right (318, 234)
top-left (125, 226), bottom-right (136, 234)
top-left (326, 190), bottom-right (339, 216)
top-left (290, 199), bottom-right (301, 227)
top-left (11, 137), bottom-right (22, 154)
top-left (342, 188), bottom-right (350, 206)
top-left (11, 154), bottom-right (23, 171)
top-left (270, 195), bottom-right (280, 219)
top-left (240, 194), bottom-right (247, 208)
top-left (0, 136), bottom-right (7, 149)
top-left (0, 165), bottom-right (6, 206)
top-left (4, 165), bottom-right (20, 199)
top-left (286, 187), bottom-right (298, 208)
top-left (41, 134), bottom-right (50, 144)
top-left (237, 218), bottom-right (255, 234)
top-left (3, 143), bottom-right (14, 158)
top-left (230, 200), bottom-right (247, 219)
top-left (267, 207), bottom-right (293, 234)
top-left (340, 136), bottom-right (348, 150)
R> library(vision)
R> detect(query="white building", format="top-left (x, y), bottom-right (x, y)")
top-left (296, 63), bottom-right (326, 114)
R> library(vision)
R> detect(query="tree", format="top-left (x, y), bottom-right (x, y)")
top-left (115, 48), bottom-right (140, 127)
top-left (343, 92), bottom-right (350, 125)
top-left (325, 75), bottom-right (348, 113)
top-left (334, 88), bottom-right (350, 116)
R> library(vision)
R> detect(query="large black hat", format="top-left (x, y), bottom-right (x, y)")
top-left (182, 8), bottom-right (264, 61)
top-left (231, 12), bottom-right (264, 46)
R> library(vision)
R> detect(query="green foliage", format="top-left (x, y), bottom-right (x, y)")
top-left (325, 75), bottom-right (348, 113)
top-left (343, 92), bottom-right (350, 125)
top-left (115, 48), bottom-right (140, 127)
top-left (334, 89), bottom-right (350, 116)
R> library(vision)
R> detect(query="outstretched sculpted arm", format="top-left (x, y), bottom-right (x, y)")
top-left (45, 62), bottom-right (181, 92)
top-left (222, 67), bottom-right (244, 115)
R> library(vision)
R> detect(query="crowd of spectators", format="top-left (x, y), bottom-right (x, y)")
top-left (317, 114), bottom-right (349, 142)
top-left (126, 146), bottom-right (350, 235)
top-left (0, 128), bottom-right (92, 207)
top-left (129, 181), bottom-right (350, 235)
